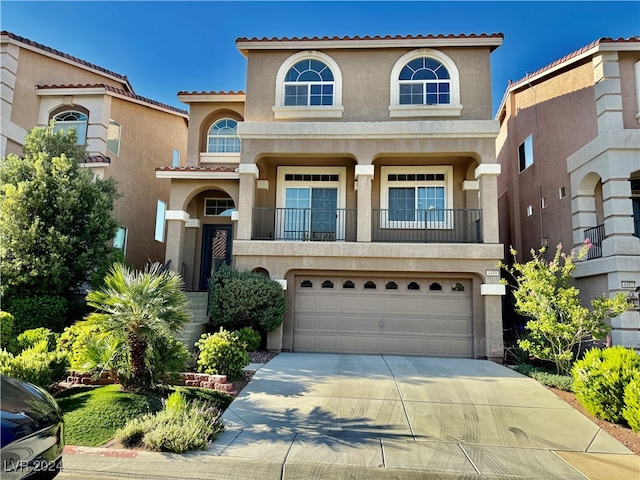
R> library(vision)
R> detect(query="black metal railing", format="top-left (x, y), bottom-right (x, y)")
top-left (372, 208), bottom-right (483, 243)
top-left (584, 224), bottom-right (605, 259)
top-left (252, 208), bottom-right (357, 242)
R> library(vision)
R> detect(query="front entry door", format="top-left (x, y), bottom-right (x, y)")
top-left (199, 224), bottom-right (232, 290)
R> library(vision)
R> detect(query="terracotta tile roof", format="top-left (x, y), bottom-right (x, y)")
top-left (155, 165), bottom-right (238, 173)
top-left (236, 33), bottom-right (503, 43)
top-left (177, 90), bottom-right (245, 96)
top-left (1, 31), bottom-right (133, 93)
top-left (36, 84), bottom-right (188, 116)
top-left (82, 155), bottom-right (111, 164)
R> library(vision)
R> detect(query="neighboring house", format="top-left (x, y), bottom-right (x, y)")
top-left (0, 31), bottom-right (188, 269)
top-left (496, 37), bottom-right (640, 352)
top-left (161, 34), bottom-right (506, 360)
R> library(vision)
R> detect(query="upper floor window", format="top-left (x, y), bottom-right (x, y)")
top-left (52, 110), bottom-right (88, 144)
top-left (274, 51), bottom-right (343, 119)
top-left (106, 119), bottom-right (121, 155)
top-left (519, 134), bottom-right (534, 172)
top-left (399, 58), bottom-right (450, 105)
top-left (284, 59), bottom-right (334, 106)
top-left (207, 119), bottom-right (240, 153)
top-left (389, 49), bottom-right (461, 118)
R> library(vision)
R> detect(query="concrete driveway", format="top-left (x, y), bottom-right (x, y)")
top-left (58, 353), bottom-right (639, 480)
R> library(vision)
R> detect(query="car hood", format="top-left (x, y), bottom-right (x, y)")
top-left (1, 376), bottom-right (63, 447)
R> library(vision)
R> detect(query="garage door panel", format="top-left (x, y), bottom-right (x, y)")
top-left (294, 276), bottom-right (473, 358)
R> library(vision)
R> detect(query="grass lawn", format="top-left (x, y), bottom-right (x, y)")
top-left (56, 385), bottom-right (233, 446)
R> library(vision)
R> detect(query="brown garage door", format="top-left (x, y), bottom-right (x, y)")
top-left (293, 276), bottom-right (473, 357)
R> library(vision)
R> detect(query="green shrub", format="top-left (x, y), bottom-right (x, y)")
top-left (233, 326), bottom-right (261, 352)
top-left (572, 346), bottom-right (640, 424)
top-left (57, 321), bottom-right (105, 367)
top-left (146, 336), bottom-right (190, 385)
top-left (115, 392), bottom-right (223, 453)
top-left (0, 311), bottom-right (14, 350)
top-left (514, 364), bottom-right (573, 391)
top-left (195, 328), bottom-right (249, 381)
top-left (7, 295), bottom-right (68, 333)
top-left (208, 266), bottom-right (286, 333)
top-left (0, 348), bottom-right (70, 388)
top-left (15, 327), bottom-right (58, 353)
top-left (623, 377), bottom-right (640, 432)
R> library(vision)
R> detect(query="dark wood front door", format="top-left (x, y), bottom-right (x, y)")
top-left (199, 224), bottom-right (232, 290)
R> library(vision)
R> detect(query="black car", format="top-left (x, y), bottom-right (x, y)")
top-left (1, 376), bottom-right (64, 479)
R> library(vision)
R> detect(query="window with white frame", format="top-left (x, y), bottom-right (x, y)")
top-left (52, 110), bottom-right (88, 144)
top-left (106, 120), bottom-right (121, 155)
top-left (204, 197), bottom-right (235, 216)
top-left (389, 49), bottom-right (461, 117)
top-left (207, 119), bottom-right (241, 153)
top-left (172, 149), bottom-right (180, 167)
top-left (380, 166), bottom-right (453, 228)
top-left (519, 134), bottom-right (534, 172)
top-left (154, 200), bottom-right (166, 242)
top-left (113, 227), bottom-right (127, 252)
top-left (274, 51), bottom-right (343, 119)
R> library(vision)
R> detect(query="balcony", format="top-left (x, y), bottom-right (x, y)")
top-left (373, 208), bottom-right (482, 243)
top-left (584, 224), bottom-right (605, 259)
top-left (252, 208), bottom-right (357, 242)
top-left (251, 208), bottom-right (482, 243)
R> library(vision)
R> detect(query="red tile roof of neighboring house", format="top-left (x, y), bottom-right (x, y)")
top-left (82, 155), bottom-right (111, 164)
top-left (36, 84), bottom-right (188, 116)
top-left (236, 33), bottom-right (503, 43)
top-left (177, 90), bottom-right (245, 96)
top-left (155, 165), bottom-right (238, 173)
top-left (1, 31), bottom-right (134, 93)
top-left (495, 37), bottom-right (640, 120)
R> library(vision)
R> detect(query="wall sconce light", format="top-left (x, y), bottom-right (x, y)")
top-left (628, 289), bottom-right (639, 310)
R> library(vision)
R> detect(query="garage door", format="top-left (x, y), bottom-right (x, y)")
top-left (294, 276), bottom-right (473, 357)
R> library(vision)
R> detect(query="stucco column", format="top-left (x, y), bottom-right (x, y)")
top-left (237, 164), bottom-right (258, 240)
top-left (475, 164), bottom-right (501, 244)
top-left (164, 209), bottom-right (189, 276)
top-left (480, 287), bottom-right (505, 362)
top-left (355, 164), bottom-right (374, 242)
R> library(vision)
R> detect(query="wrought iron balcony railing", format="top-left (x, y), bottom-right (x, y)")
top-left (252, 208), bottom-right (357, 242)
top-left (584, 224), bottom-right (605, 259)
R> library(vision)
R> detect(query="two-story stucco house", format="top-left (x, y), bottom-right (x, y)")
top-left (1, 31), bottom-right (189, 269)
top-left (496, 37), bottom-right (640, 352)
top-left (160, 34), bottom-right (506, 360)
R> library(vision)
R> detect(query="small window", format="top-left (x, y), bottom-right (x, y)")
top-left (342, 281), bottom-right (355, 289)
top-left (452, 282), bottom-right (465, 292)
top-left (106, 120), bottom-right (120, 155)
top-left (52, 110), bottom-right (88, 145)
top-left (172, 149), bottom-right (180, 167)
top-left (559, 186), bottom-right (566, 199)
top-left (300, 280), bottom-right (313, 288)
top-left (518, 135), bottom-right (534, 172)
top-left (541, 196), bottom-right (547, 209)
top-left (385, 281), bottom-right (398, 290)
top-left (322, 280), bottom-right (334, 289)
top-left (113, 227), bottom-right (127, 252)
top-left (429, 282), bottom-right (442, 291)
top-left (154, 200), bottom-right (166, 243)
top-left (364, 281), bottom-right (377, 289)
top-left (207, 119), bottom-right (240, 153)
top-left (205, 198), bottom-right (235, 216)
top-left (527, 205), bottom-right (533, 217)
top-left (408, 282), bottom-right (420, 291)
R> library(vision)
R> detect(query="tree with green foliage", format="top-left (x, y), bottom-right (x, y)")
top-left (0, 124), bottom-right (120, 304)
top-left (500, 241), bottom-right (630, 375)
top-left (85, 263), bottom-right (191, 389)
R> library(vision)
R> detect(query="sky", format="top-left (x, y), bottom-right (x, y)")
top-left (1, 1), bottom-right (639, 116)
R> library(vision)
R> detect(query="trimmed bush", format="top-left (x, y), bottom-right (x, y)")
top-left (15, 327), bottom-right (59, 353)
top-left (572, 346), bottom-right (640, 424)
top-left (7, 295), bottom-right (68, 333)
top-left (233, 326), bottom-right (261, 352)
top-left (623, 377), bottom-right (640, 432)
top-left (146, 336), bottom-right (190, 385)
top-left (0, 348), bottom-right (69, 388)
top-left (195, 328), bottom-right (249, 381)
top-left (513, 364), bottom-right (573, 391)
top-left (0, 311), bottom-right (14, 350)
top-left (208, 266), bottom-right (286, 333)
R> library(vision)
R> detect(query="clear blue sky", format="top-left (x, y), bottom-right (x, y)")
top-left (2, 1), bottom-right (639, 115)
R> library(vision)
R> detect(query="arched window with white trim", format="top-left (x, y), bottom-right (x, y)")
top-left (284, 59), bottom-right (334, 106)
top-left (207, 118), bottom-right (241, 153)
top-left (52, 110), bottom-right (88, 144)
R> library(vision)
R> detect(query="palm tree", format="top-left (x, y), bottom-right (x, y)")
top-left (85, 262), bottom-right (191, 389)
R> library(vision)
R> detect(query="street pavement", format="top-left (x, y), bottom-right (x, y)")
top-left (58, 353), bottom-right (640, 479)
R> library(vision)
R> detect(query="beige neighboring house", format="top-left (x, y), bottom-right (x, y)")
top-left (496, 37), bottom-right (640, 352)
top-left (1, 31), bottom-right (188, 270)
top-left (161, 34), bottom-right (506, 359)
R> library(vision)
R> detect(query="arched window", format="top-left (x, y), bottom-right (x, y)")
top-left (399, 57), bottom-right (450, 105)
top-left (364, 281), bottom-right (377, 289)
top-left (342, 281), bottom-right (355, 289)
top-left (284, 59), bottom-right (334, 106)
top-left (300, 280), bottom-right (313, 288)
top-left (452, 282), bottom-right (465, 292)
top-left (52, 110), bottom-right (88, 144)
top-left (408, 282), bottom-right (420, 291)
top-left (386, 281), bottom-right (398, 290)
top-left (322, 280), bottom-right (334, 289)
top-left (207, 119), bottom-right (240, 153)
top-left (429, 282), bottom-right (443, 291)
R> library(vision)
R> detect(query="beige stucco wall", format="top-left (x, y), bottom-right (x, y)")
top-left (244, 47), bottom-right (494, 122)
